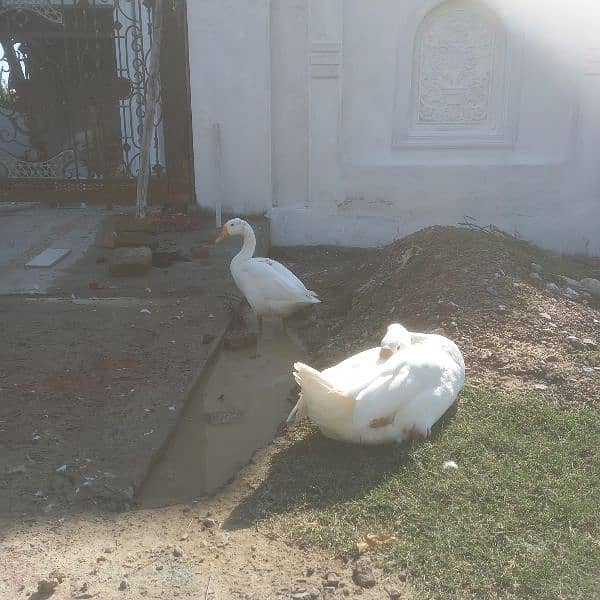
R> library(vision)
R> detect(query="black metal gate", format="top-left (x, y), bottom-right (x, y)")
top-left (0, 0), bottom-right (194, 205)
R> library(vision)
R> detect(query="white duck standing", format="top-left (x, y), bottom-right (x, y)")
top-left (288, 323), bottom-right (465, 444)
top-left (216, 218), bottom-right (320, 333)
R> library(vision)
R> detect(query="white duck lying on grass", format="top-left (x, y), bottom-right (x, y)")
top-left (287, 323), bottom-right (465, 444)
top-left (216, 218), bottom-right (320, 335)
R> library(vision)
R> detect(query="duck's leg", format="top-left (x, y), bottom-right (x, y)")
top-left (257, 315), bottom-right (263, 338)
top-left (250, 315), bottom-right (263, 359)
top-left (408, 426), bottom-right (424, 442)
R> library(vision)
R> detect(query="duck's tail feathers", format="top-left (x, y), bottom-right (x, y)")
top-left (306, 290), bottom-right (321, 304)
top-left (293, 362), bottom-right (331, 392)
top-left (293, 362), bottom-right (354, 427)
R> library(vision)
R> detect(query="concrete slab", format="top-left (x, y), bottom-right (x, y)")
top-left (25, 248), bottom-right (71, 268)
top-left (0, 206), bottom-right (107, 295)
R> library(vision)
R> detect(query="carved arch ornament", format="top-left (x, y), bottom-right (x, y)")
top-left (393, 0), bottom-right (521, 148)
top-left (0, 1), bottom-right (64, 25)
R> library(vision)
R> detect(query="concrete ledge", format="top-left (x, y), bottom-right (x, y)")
top-left (267, 207), bottom-right (600, 256)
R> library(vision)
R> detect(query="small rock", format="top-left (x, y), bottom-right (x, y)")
top-left (353, 561), bottom-right (376, 588)
top-left (179, 533), bottom-right (189, 541)
top-left (533, 384), bottom-right (548, 391)
top-left (566, 336), bottom-right (585, 349)
top-left (324, 572), bottom-right (340, 588)
top-left (539, 312), bottom-right (552, 321)
top-left (496, 304), bottom-right (506, 313)
top-left (580, 278), bottom-right (600, 299)
top-left (119, 579), bottom-right (128, 591)
top-left (582, 338), bottom-right (598, 350)
top-left (202, 518), bottom-right (217, 529)
top-left (103, 547), bottom-right (113, 554)
top-left (48, 570), bottom-right (65, 584)
top-left (563, 287), bottom-right (579, 300)
top-left (292, 587), bottom-right (320, 600)
top-left (155, 564), bottom-right (164, 571)
top-left (486, 286), bottom-right (499, 297)
top-left (443, 460), bottom-right (459, 470)
top-left (546, 282), bottom-right (560, 293)
top-left (531, 262), bottom-right (543, 273)
top-left (559, 275), bottom-right (581, 288)
top-left (530, 272), bottom-right (542, 282)
top-left (387, 588), bottom-right (403, 599)
top-left (173, 546), bottom-right (184, 557)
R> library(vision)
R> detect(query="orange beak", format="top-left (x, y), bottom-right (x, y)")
top-left (379, 346), bottom-right (394, 360)
top-left (215, 227), bottom-right (229, 244)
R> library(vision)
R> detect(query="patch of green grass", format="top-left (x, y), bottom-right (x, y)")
top-left (229, 387), bottom-right (600, 598)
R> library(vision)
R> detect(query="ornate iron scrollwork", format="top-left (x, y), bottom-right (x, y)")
top-left (0, 1), bottom-right (64, 26)
top-left (0, 148), bottom-right (76, 177)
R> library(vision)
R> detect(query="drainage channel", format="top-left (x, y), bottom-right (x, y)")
top-left (138, 319), bottom-right (305, 507)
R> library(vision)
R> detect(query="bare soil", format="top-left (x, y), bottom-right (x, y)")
top-left (280, 226), bottom-right (600, 409)
top-left (1, 225), bottom-right (598, 600)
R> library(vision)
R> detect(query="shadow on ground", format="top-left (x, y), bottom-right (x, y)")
top-left (223, 406), bottom-right (458, 531)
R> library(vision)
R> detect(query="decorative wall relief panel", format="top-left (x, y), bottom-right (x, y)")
top-left (394, 0), bottom-right (520, 148)
top-left (416, 3), bottom-right (496, 126)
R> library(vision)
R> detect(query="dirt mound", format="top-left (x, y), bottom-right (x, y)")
top-left (277, 226), bottom-right (599, 409)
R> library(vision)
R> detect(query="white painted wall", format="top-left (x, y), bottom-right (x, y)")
top-left (187, 0), bottom-right (272, 215)
top-left (188, 0), bottom-right (600, 255)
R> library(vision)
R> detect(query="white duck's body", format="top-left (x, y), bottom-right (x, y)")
top-left (216, 219), bottom-right (320, 321)
top-left (288, 325), bottom-right (465, 445)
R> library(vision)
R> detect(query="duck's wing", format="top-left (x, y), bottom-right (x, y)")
top-left (257, 258), bottom-right (316, 294)
top-left (239, 258), bottom-right (319, 304)
top-left (322, 348), bottom-right (380, 391)
top-left (352, 358), bottom-right (444, 430)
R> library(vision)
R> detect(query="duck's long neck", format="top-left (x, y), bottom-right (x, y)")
top-left (231, 224), bottom-right (256, 267)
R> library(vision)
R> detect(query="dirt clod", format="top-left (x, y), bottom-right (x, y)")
top-left (353, 560), bottom-right (376, 588)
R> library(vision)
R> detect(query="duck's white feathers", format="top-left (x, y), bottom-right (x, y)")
top-left (290, 332), bottom-right (465, 444)
top-left (291, 362), bottom-right (355, 440)
top-left (232, 257), bottom-right (319, 319)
